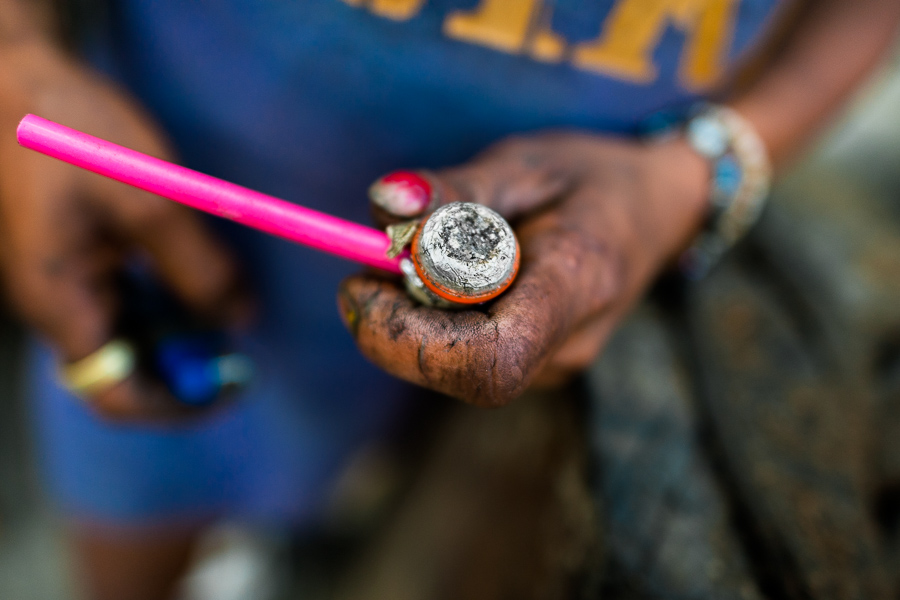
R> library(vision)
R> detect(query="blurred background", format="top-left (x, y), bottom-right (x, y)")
top-left (1, 40), bottom-right (899, 600)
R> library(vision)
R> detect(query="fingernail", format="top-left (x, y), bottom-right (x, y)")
top-left (368, 171), bottom-right (432, 217)
top-left (337, 289), bottom-right (360, 338)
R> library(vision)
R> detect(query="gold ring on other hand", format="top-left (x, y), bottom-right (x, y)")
top-left (60, 340), bottom-right (136, 398)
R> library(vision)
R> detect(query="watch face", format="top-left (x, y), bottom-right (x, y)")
top-left (687, 115), bottom-right (730, 158)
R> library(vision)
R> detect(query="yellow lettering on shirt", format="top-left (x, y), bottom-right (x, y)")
top-left (679, 0), bottom-right (736, 87)
top-left (443, 0), bottom-right (565, 62)
top-left (444, 0), bottom-right (540, 53)
top-left (572, 0), bottom-right (737, 88)
top-left (369, 0), bottom-right (426, 20)
top-left (529, 9), bottom-right (566, 63)
top-left (339, 0), bottom-right (740, 86)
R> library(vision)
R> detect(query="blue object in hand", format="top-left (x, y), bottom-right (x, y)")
top-left (155, 335), bottom-right (254, 406)
top-left (117, 267), bottom-right (254, 407)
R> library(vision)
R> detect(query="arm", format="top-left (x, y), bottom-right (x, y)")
top-left (0, 0), bottom-right (249, 419)
top-left (734, 0), bottom-right (900, 167)
top-left (341, 0), bottom-right (900, 405)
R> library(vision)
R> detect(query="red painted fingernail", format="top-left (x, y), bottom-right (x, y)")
top-left (368, 171), bottom-right (432, 217)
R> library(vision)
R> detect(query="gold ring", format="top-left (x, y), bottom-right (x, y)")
top-left (60, 339), bottom-right (136, 398)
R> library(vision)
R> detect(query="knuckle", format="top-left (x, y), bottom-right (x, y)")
top-left (529, 131), bottom-right (571, 149)
top-left (485, 134), bottom-right (530, 156)
top-left (549, 227), bottom-right (625, 312)
top-left (118, 192), bottom-right (177, 231)
top-left (485, 135), bottom-right (555, 170)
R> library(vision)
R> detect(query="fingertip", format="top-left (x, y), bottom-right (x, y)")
top-left (338, 275), bottom-right (417, 338)
top-left (338, 273), bottom-right (384, 298)
top-left (340, 274), bottom-right (410, 308)
top-left (337, 286), bottom-right (360, 338)
top-left (368, 171), bottom-right (433, 218)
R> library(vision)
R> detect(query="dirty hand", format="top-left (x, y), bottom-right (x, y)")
top-left (0, 38), bottom-right (248, 420)
top-left (339, 133), bottom-right (709, 407)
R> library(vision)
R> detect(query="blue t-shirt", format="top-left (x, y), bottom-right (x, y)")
top-left (32, 0), bottom-right (785, 525)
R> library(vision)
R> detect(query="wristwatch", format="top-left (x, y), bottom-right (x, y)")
top-left (679, 105), bottom-right (772, 279)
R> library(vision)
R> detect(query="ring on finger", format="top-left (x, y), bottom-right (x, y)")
top-left (60, 339), bottom-right (136, 399)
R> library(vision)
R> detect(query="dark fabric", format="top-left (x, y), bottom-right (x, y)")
top-left (585, 166), bottom-right (900, 598)
top-left (327, 169), bottom-right (900, 599)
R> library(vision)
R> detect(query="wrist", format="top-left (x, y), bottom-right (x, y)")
top-left (644, 137), bottom-right (711, 261)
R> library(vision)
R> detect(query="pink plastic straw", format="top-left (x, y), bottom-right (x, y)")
top-left (16, 114), bottom-right (402, 273)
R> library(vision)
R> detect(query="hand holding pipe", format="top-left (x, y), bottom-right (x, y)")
top-left (16, 115), bottom-right (519, 307)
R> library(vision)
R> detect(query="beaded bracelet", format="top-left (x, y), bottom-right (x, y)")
top-left (678, 105), bottom-right (772, 279)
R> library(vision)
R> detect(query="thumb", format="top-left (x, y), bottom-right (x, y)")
top-left (368, 138), bottom-right (572, 225)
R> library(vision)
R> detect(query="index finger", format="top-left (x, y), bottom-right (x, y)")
top-left (93, 175), bottom-right (252, 326)
top-left (369, 137), bottom-right (573, 227)
top-left (80, 105), bottom-right (253, 326)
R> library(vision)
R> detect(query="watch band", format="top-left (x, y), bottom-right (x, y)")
top-left (680, 105), bottom-right (772, 279)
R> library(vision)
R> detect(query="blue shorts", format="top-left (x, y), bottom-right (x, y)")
top-left (29, 259), bottom-right (410, 527)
